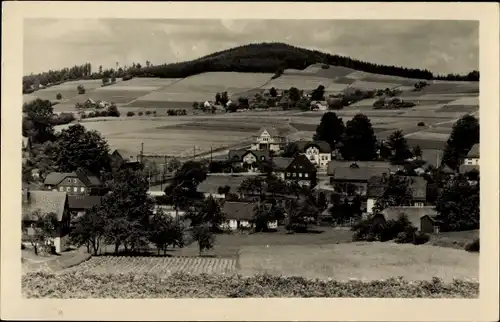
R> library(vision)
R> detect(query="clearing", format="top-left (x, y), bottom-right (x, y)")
top-left (238, 242), bottom-right (479, 282)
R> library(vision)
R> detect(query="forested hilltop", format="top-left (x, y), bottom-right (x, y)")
top-left (23, 42), bottom-right (479, 93)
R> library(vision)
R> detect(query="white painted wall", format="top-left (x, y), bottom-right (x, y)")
top-left (464, 157), bottom-right (479, 165)
top-left (305, 147), bottom-right (331, 169)
top-left (367, 198), bottom-right (376, 214)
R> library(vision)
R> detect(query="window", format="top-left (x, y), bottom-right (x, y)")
top-left (66, 187), bottom-right (71, 192)
top-left (73, 179), bottom-right (77, 183)
top-left (59, 186), bottom-right (64, 192)
top-left (67, 178), bottom-right (71, 183)
top-left (304, 173), bottom-right (308, 178)
top-left (292, 173), bottom-right (296, 177)
top-left (81, 187), bottom-right (85, 192)
top-left (73, 187), bottom-right (78, 192)
top-left (414, 202), bottom-right (424, 207)
top-left (299, 173), bottom-right (303, 178)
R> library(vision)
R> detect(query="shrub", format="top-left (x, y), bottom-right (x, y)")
top-left (122, 75), bottom-right (133, 81)
top-left (417, 122), bottom-right (425, 126)
top-left (138, 111), bottom-right (144, 116)
top-left (21, 243), bottom-right (26, 250)
top-left (321, 64), bottom-right (330, 69)
top-left (145, 111), bottom-right (152, 116)
top-left (126, 111), bottom-right (135, 117)
top-left (464, 238), bottom-right (479, 252)
top-left (77, 85), bottom-right (85, 94)
top-left (152, 110), bottom-right (157, 115)
top-left (413, 231), bottom-right (430, 245)
top-left (56, 93), bottom-right (62, 100)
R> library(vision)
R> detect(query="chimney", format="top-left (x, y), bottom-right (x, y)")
top-left (22, 188), bottom-right (30, 204)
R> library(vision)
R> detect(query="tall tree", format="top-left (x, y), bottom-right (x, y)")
top-left (373, 175), bottom-right (413, 213)
top-left (341, 113), bottom-right (378, 161)
top-left (70, 205), bottom-right (106, 255)
top-left (189, 196), bottom-right (225, 231)
top-left (52, 124), bottom-right (110, 174)
top-left (313, 112), bottom-right (345, 149)
top-left (103, 168), bottom-right (155, 253)
top-left (149, 209), bottom-right (184, 255)
top-left (310, 85), bottom-right (325, 101)
top-left (282, 142), bottom-right (300, 158)
top-left (22, 99), bottom-right (55, 143)
top-left (386, 130), bottom-right (412, 164)
top-left (192, 224), bottom-right (215, 256)
top-left (22, 211), bottom-right (58, 255)
top-left (441, 115), bottom-right (479, 170)
top-left (412, 145), bottom-right (423, 160)
top-left (435, 174), bottom-right (479, 231)
top-left (288, 87), bottom-right (301, 104)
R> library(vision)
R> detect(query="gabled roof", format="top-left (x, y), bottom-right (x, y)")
top-left (196, 175), bottom-right (252, 194)
top-left (332, 166), bottom-right (392, 182)
top-left (67, 195), bottom-right (103, 210)
top-left (113, 149), bottom-right (139, 162)
top-left (222, 201), bottom-right (271, 221)
top-left (245, 150), bottom-right (270, 161)
top-left (367, 175), bottom-right (427, 199)
top-left (228, 149), bottom-right (247, 161)
top-left (466, 144), bottom-right (479, 158)
top-left (272, 157), bottom-right (295, 171)
top-left (44, 171), bottom-right (102, 187)
top-left (305, 141), bottom-right (332, 153)
top-left (22, 190), bottom-right (68, 221)
top-left (287, 154), bottom-right (317, 173)
top-left (255, 126), bottom-right (286, 138)
top-left (380, 206), bottom-right (438, 228)
top-left (327, 161), bottom-right (399, 176)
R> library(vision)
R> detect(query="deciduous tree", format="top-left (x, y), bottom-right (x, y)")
top-left (341, 113), bottom-right (378, 161)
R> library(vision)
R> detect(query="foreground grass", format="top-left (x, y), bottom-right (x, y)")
top-left (22, 271), bottom-right (478, 298)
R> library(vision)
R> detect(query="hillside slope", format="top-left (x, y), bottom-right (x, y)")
top-left (126, 43), bottom-right (479, 82)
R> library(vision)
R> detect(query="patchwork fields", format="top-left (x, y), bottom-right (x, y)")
top-left (30, 64), bottom-right (478, 157)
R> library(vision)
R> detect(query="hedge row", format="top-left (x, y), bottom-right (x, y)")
top-left (22, 271), bottom-right (478, 298)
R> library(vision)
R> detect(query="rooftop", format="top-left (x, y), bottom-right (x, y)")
top-left (22, 190), bottom-right (68, 221)
top-left (467, 144), bottom-right (479, 158)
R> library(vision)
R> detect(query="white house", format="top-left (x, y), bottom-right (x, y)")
top-left (303, 141), bottom-right (332, 169)
top-left (221, 201), bottom-right (277, 231)
top-left (250, 126), bottom-right (287, 152)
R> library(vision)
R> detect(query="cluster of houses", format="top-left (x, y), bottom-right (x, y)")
top-left (21, 121), bottom-right (480, 253)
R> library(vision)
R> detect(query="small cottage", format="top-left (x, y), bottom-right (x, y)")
top-left (250, 126), bottom-right (287, 152)
top-left (221, 201), bottom-right (277, 231)
top-left (44, 170), bottom-right (103, 195)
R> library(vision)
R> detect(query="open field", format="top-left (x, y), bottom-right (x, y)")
top-left (238, 242), bottom-right (479, 283)
top-left (262, 75), bottom-right (334, 91)
top-left (430, 230), bottom-right (480, 250)
top-left (63, 256), bottom-right (237, 276)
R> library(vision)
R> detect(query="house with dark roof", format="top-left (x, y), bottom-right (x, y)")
top-left (329, 163), bottom-right (395, 197)
top-left (44, 170), bottom-right (103, 195)
top-left (228, 149), bottom-right (270, 171)
top-left (221, 201), bottom-right (277, 231)
top-left (283, 154), bottom-right (318, 188)
top-left (271, 157), bottom-right (295, 180)
top-left (366, 175), bottom-right (428, 215)
top-left (250, 126), bottom-right (287, 152)
top-left (21, 189), bottom-right (70, 253)
top-left (196, 174), bottom-right (254, 199)
top-left (372, 206), bottom-right (440, 234)
top-left (460, 143), bottom-right (480, 174)
top-left (110, 148), bottom-right (141, 170)
top-left (67, 195), bottom-right (103, 222)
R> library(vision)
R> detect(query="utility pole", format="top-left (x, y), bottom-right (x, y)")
top-left (140, 142), bottom-right (144, 165)
top-left (210, 145), bottom-right (213, 164)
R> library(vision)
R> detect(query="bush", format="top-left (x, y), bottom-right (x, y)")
top-left (22, 271), bottom-right (479, 298)
top-left (145, 111), bottom-right (152, 116)
top-left (122, 75), bottom-right (133, 81)
top-left (464, 238), bottom-right (479, 252)
top-left (126, 111), bottom-right (135, 117)
top-left (56, 93), bottom-right (62, 100)
top-left (321, 64), bottom-right (330, 69)
top-left (21, 243), bottom-right (26, 250)
top-left (417, 121), bottom-right (425, 126)
top-left (412, 231), bottom-right (430, 245)
top-left (138, 111), bottom-right (144, 116)
top-left (77, 85), bottom-right (85, 94)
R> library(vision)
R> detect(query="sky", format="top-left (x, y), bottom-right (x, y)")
top-left (24, 19), bottom-right (479, 76)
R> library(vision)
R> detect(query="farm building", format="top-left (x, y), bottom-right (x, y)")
top-left (44, 170), bottom-right (104, 196)
top-left (250, 126), bottom-right (288, 152)
top-left (366, 176), bottom-right (428, 215)
top-left (328, 162), bottom-right (397, 197)
top-left (373, 206), bottom-right (441, 234)
top-left (221, 201), bottom-right (277, 231)
top-left (67, 195), bottom-right (103, 224)
top-left (110, 149), bottom-right (141, 169)
top-left (22, 189), bottom-right (71, 253)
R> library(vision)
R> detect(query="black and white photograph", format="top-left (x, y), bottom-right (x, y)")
top-left (2, 2), bottom-right (499, 321)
